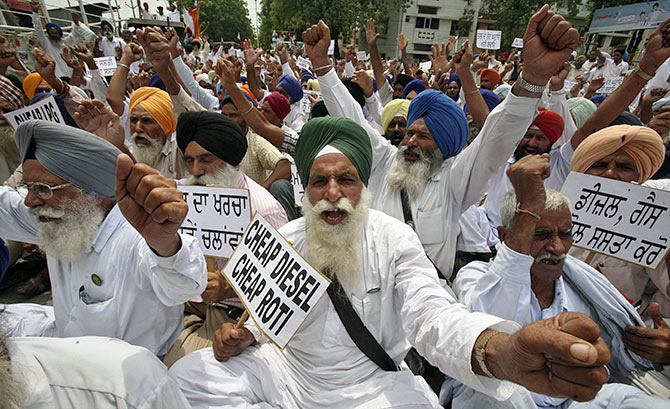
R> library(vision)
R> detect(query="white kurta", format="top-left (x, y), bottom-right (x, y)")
top-left (8, 336), bottom-right (192, 409)
top-left (318, 68), bottom-right (540, 277)
top-left (0, 187), bottom-right (207, 355)
top-left (170, 209), bottom-right (519, 408)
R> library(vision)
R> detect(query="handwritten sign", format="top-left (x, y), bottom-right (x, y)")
top-left (290, 164), bottom-right (304, 206)
top-left (476, 29), bottom-right (502, 50)
top-left (296, 56), bottom-right (312, 71)
top-left (94, 56), bottom-right (117, 76)
top-left (418, 61), bottom-right (432, 72)
top-left (4, 95), bottom-right (65, 130)
top-left (356, 50), bottom-right (368, 61)
top-left (561, 172), bottom-right (670, 269)
top-left (598, 76), bottom-right (625, 95)
top-left (563, 80), bottom-right (578, 92)
top-left (301, 90), bottom-right (321, 114)
top-left (328, 40), bottom-right (335, 55)
top-left (512, 37), bottom-right (523, 48)
top-left (177, 186), bottom-right (252, 258)
top-left (223, 214), bottom-right (330, 348)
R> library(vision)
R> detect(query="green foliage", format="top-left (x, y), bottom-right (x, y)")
top-left (456, 0), bottom-right (475, 36)
top-left (184, 0), bottom-right (255, 42)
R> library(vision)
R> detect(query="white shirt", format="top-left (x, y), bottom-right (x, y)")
top-left (603, 59), bottom-right (629, 77)
top-left (0, 187), bottom-right (207, 355)
top-left (98, 36), bottom-right (126, 59)
top-left (9, 336), bottom-right (192, 409)
top-left (318, 68), bottom-right (541, 277)
top-left (140, 8), bottom-right (154, 19)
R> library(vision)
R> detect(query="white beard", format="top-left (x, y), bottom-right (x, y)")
top-left (386, 144), bottom-right (443, 201)
top-left (28, 192), bottom-right (105, 262)
top-left (302, 188), bottom-right (371, 289)
top-left (130, 132), bottom-right (164, 166)
top-left (185, 165), bottom-right (237, 187)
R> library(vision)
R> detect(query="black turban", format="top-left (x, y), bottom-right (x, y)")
top-left (177, 111), bottom-right (248, 166)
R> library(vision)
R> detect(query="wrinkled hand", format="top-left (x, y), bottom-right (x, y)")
top-left (121, 41), bottom-right (144, 67)
top-left (429, 42), bottom-right (449, 75)
top-left (215, 57), bottom-right (236, 87)
top-left (506, 153), bottom-right (550, 213)
top-left (365, 19), bottom-right (379, 47)
top-left (115, 154), bottom-right (186, 257)
top-left (165, 27), bottom-right (180, 58)
top-left (33, 48), bottom-right (56, 81)
top-left (70, 44), bottom-right (96, 67)
top-left (74, 99), bottom-right (125, 150)
top-left (302, 20), bottom-right (331, 64)
top-left (397, 33), bottom-right (408, 51)
top-left (430, 70), bottom-right (447, 92)
top-left (453, 40), bottom-right (474, 75)
top-left (137, 28), bottom-right (170, 69)
top-left (489, 312), bottom-right (610, 401)
top-left (648, 106), bottom-right (670, 137)
top-left (201, 271), bottom-right (236, 303)
top-left (644, 87), bottom-right (670, 105)
top-left (521, 5), bottom-right (579, 85)
top-left (213, 322), bottom-right (255, 362)
top-left (640, 17), bottom-right (670, 74)
top-left (275, 42), bottom-right (288, 64)
top-left (61, 47), bottom-right (81, 70)
top-left (446, 35), bottom-right (456, 55)
top-left (352, 69), bottom-right (373, 97)
top-left (623, 302), bottom-right (670, 364)
top-left (549, 62), bottom-right (570, 91)
top-left (243, 39), bottom-right (261, 68)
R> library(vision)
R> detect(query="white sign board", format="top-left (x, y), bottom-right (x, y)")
top-left (598, 76), bottom-right (625, 95)
top-left (419, 61), bottom-right (432, 72)
top-left (512, 37), bottom-right (524, 48)
top-left (223, 214), bottom-right (330, 349)
top-left (328, 40), bottom-right (335, 55)
top-left (356, 50), bottom-right (368, 61)
top-left (476, 29), bottom-right (502, 50)
top-left (561, 172), bottom-right (670, 269)
top-left (290, 164), bottom-right (304, 206)
top-left (94, 56), bottom-right (117, 76)
top-left (4, 95), bottom-right (66, 130)
top-left (296, 56), bottom-right (312, 71)
top-left (177, 186), bottom-right (252, 258)
top-left (236, 49), bottom-right (245, 59)
top-left (301, 90), bottom-right (321, 114)
top-left (563, 80), bottom-right (578, 92)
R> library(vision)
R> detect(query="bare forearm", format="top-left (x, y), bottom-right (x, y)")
top-left (246, 66), bottom-right (265, 101)
top-left (69, 66), bottom-right (85, 87)
top-left (459, 67), bottom-right (490, 127)
top-left (261, 159), bottom-right (290, 189)
top-left (369, 44), bottom-right (385, 88)
top-left (400, 49), bottom-right (410, 75)
top-left (107, 57), bottom-right (131, 115)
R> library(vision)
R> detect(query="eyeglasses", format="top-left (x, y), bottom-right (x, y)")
top-left (17, 181), bottom-right (72, 200)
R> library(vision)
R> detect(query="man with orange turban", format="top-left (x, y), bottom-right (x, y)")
top-left (479, 68), bottom-right (500, 91)
top-left (22, 73), bottom-right (52, 100)
top-left (569, 125), bottom-right (670, 366)
top-left (127, 86), bottom-right (187, 179)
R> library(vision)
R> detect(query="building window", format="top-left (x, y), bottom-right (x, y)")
top-left (416, 17), bottom-right (439, 30)
top-left (405, 16), bottom-right (410, 23)
top-left (430, 18), bottom-right (440, 30)
top-left (418, 6), bottom-right (438, 14)
top-left (414, 44), bottom-right (433, 52)
top-left (416, 17), bottom-right (425, 28)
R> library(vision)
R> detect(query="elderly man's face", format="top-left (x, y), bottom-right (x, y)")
top-left (306, 153), bottom-right (363, 225)
top-left (129, 105), bottom-right (167, 144)
top-left (22, 160), bottom-right (80, 214)
top-left (47, 28), bottom-right (61, 41)
top-left (261, 101), bottom-right (281, 126)
top-left (183, 141), bottom-right (226, 178)
top-left (276, 84), bottom-right (292, 103)
top-left (513, 128), bottom-right (552, 161)
top-left (221, 102), bottom-right (247, 132)
top-left (402, 118), bottom-right (438, 159)
top-left (529, 206), bottom-right (573, 284)
top-left (480, 77), bottom-right (494, 90)
top-left (584, 148), bottom-right (640, 182)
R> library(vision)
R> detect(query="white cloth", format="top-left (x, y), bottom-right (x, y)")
top-left (602, 59), bottom-right (629, 77)
top-left (140, 8), bottom-right (154, 19)
top-left (0, 187), bottom-right (207, 355)
top-left (316, 68), bottom-right (541, 277)
top-left (98, 36), bottom-right (126, 58)
top-left (172, 55), bottom-right (219, 112)
top-left (170, 209), bottom-right (519, 408)
top-left (283, 102), bottom-right (307, 134)
top-left (8, 336), bottom-right (192, 409)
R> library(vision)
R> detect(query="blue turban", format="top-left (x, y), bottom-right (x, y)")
top-left (402, 79), bottom-right (425, 99)
top-left (221, 90), bottom-right (256, 110)
top-left (590, 95), bottom-right (606, 106)
top-left (407, 89), bottom-right (468, 158)
top-left (148, 73), bottom-right (166, 91)
top-left (45, 22), bottom-right (63, 38)
top-left (448, 73), bottom-right (461, 89)
top-left (300, 70), bottom-right (315, 84)
top-left (278, 74), bottom-right (303, 103)
top-left (464, 89), bottom-right (501, 114)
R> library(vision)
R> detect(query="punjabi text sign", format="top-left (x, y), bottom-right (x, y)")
top-left (4, 95), bottom-right (65, 130)
top-left (476, 30), bottom-right (502, 50)
top-left (223, 214), bottom-right (330, 348)
top-left (561, 172), bottom-right (670, 269)
top-left (94, 56), bottom-right (117, 76)
top-left (290, 164), bottom-right (304, 206)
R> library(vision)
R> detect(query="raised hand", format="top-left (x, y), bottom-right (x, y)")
top-left (275, 42), bottom-right (288, 64)
top-left (446, 35), bottom-right (456, 55)
top-left (397, 33), bottom-right (408, 51)
top-left (32, 48), bottom-right (61, 91)
top-left (639, 17), bottom-right (670, 75)
top-left (429, 42), bottom-right (449, 75)
top-left (121, 42), bottom-right (144, 66)
top-left (60, 47), bottom-right (81, 70)
top-left (165, 27), bottom-right (180, 58)
top-left (623, 302), bottom-right (670, 364)
top-left (587, 75), bottom-right (605, 94)
top-left (215, 57), bottom-right (235, 87)
top-left (302, 20), bottom-right (331, 72)
top-left (453, 40), bottom-right (474, 75)
top-left (213, 322), bottom-right (255, 362)
top-left (506, 153), bottom-right (550, 215)
top-left (74, 99), bottom-right (125, 151)
top-left (352, 69), bottom-right (373, 97)
top-left (648, 106), bottom-right (670, 138)
top-left (365, 19), bottom-right (379, 48)
top-left (70, 44), bottom-right (97, 68)
top-left (137, 28), bottom-right (170, 69)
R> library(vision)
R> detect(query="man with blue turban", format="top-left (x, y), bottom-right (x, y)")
top-left (0, 121), bottom-right (206, 356)
top-left (446, 73), bottom-right (462, 105)
top-left (276, 73), bottom-right (307, 133)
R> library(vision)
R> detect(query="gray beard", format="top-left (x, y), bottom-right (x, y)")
top-left (130, 132), bottom-right (164, 166)
top-left (29, 192), bottom-right (105, 261)
top-left (185, 166), bottom-right (238, 187)
top-left (387, 144), bottom-right (443, 201)
top-left (302, 189), bottom-right (371, 289)
top-left (0, 325), bottom-right (23, 408)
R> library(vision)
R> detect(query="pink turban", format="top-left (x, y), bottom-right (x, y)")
top-left (530, 107), bottom-right (564, 144)
top-left (571, 125), bottom-right (665, 183)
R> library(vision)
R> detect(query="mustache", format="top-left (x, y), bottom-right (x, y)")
top-left (29, 206), bottom-right (65, 219)
top-left (311, 197), bottom-right (355, 214)
top-left (534, 251), bottom-right (566, 264)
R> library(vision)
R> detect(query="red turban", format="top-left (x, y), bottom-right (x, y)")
top-left (265, 92), bottom-right (290, 121)
top-left (501, 52), bottom-right (509, 60)
top-left (480, 68), bottom-right (500, 85)
top-left (530, 106), bottom-right (564, 144)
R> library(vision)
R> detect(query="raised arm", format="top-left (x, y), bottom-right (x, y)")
top-left (107, 42), bottom-right (143, 115)
top-left (243, 39), bottom-right (266, 102)
top-left (397, 34), bottom-right (410, 75)
top-left (454, 40), bottom-right (490, 128)
top-left (365, 19), bottom-right (385, 89)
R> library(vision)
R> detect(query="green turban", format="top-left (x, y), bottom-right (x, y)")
top-left (295, 117), bottom-right (372, 188)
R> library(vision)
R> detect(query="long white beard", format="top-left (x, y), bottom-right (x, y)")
top-left (28, 192), bottom-right (105, 261)
top-left (185, 166), bottom-right (237, 187)
top-left (302, 188), bottom-right (371, 288)
top-left (130, 132), bottom-right (164, 166)
top-left (386, 144), bottom-right (443, 201)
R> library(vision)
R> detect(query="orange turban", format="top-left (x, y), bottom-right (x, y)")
top-left (530, 106), bottom-right (564, 144)
top-left (129, 87), bottom-right (176, 135)
top-left (240, 84), bottom-right (258, 106)
top-left (571, 125), bottom-right (665, 183)
top-left (480, 68), bottom-right (500, 86)
top-left (22, 73), bottom-right (51, 100)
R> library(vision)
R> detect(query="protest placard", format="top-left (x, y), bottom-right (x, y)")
top-left (300, 90), bottom-right (321, 114)
top-left (223, 214), bottom-right (330, 348)
top-left (356, 50), bottom-right (368, 61)
top-left (94, 56), bottom-right (117, 76)
top-left (328, 40), bottom-right (335, 55)
top-left (4, 95), bottom-right (65, 130)
top-left (597, 77), bottom-right (624, 95)
top-left (236, 49), bottom-right (245, 59)
top-left (419, 61), bottom-right (432, 72)
top-left (290, 164), bottom-right (304, 206)
top-left (476, 29), bottom-right (502, 50)
top-left (296, 56), bottom-right (312, 71)
top-left (563, 80), bottom-right (577, 92)
top-left (561, 172), bottom-right (670, 269)
top-left (177, 185), bottom-right (252, 259)
top-left (512, 37), bottom-right (523, 48)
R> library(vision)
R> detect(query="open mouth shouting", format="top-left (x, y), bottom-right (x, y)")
top-left (322, 209), bottom-right (347, 225)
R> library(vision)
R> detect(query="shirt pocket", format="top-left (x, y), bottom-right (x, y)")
top-left (73, 294), bottom-right (117, 337)
top-left (415, 208), bottom-right (446, 244)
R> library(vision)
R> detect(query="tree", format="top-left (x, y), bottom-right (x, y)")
top-left (184, 0), bottom-right (254, 42)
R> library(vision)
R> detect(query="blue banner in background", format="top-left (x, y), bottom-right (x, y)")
top-left (588, 1), bottom-right (670, 33)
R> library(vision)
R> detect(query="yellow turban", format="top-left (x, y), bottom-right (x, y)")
top-left (129, 87), bottom-right (176, 135)
top-left (381, 99), bottom-right (410, 131)
top-left (571, 125), bottom-right (665, 183)
top-left (22, 73), bottom-right (51, 100)
top-left (307, 79), bottom-right (320, 91)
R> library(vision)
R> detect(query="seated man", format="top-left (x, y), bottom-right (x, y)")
top-left (170, 114), bottom-right (611, 409)
top-left (0, 121), bottom-right (207, 356)
top-left (453, 154), bottom-right (667, 408)
top-left (163, 111), bottom-right (287, 366)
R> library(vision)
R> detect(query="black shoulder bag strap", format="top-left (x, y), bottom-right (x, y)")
top-left (326, 273), bottom-right (399, 372)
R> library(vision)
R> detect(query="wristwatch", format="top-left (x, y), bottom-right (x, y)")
top-left (517, 72), bottom-right (546, 96)
top-left (627, 65), bottom-right (654, 81)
